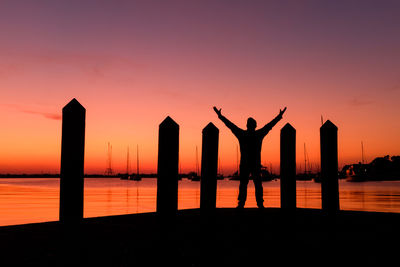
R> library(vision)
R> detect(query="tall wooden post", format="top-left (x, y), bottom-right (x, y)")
top-left (200, 123), bottom-right (219, 211)
top-left (59, 98), bottom-right (86, 223)
top-left (157, 116), bottom-right (179, 215)
top-left (320, 120), bottom-right (339, 212)
top-left (280, 123), bottom-right (296, 210)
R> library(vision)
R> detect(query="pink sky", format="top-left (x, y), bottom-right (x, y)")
top-left (0, 0), bottom-right (400, 174)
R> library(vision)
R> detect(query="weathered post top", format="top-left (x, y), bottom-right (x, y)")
top-left (160, 116), bottom-right (179, 129)
top-left (63, 98), bottom-right (85, 113)
top-left (281, 123), bottom-right (295, 132)
top-left (321, 120), bottom-right (337, 131)
top-left (202, 122), bottom-right (219, 134)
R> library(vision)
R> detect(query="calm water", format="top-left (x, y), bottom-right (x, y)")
top-left (1, 178), bottom-right (400, 226)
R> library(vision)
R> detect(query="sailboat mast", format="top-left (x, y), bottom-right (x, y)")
top-left (127, 146), bottom-right (130, 175)
top-left (195, 146), bottom-right (199, 175)
top-left (236, 145), bottom-right (239, 174)
top-left (136, 144), bottom-right (139, 175)
top-left (361, 141), bottom-right (365, 164)
top-left (105, 142), bottom-right (114, 175)
top-left (304, 143), bottom-right (307, 174)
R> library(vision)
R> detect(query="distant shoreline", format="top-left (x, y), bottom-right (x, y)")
top-left (1, 173), bottom-right (400, 181)
top-left (0, 174), bottom-right (156, 179)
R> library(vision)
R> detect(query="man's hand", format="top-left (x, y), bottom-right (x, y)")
top-left (213, 106), bottom-right (222, 117)
top-left (279, 107), bottom-right (287, 117)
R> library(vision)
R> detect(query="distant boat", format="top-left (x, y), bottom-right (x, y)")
top-left (132, 144), bottom-right (141, 181)
top-left (229, 145), bottom-right (240, 180)
top-left (229, 171), bottom-right (240, 180)
top-left (120, 145), bottom-right (141, 181)
top-left (217, 157), bottom-right (224, 180)
top-left (297, 172), bottom-right (315, 181)
top-left (297, 143), bottom-right (313, 181)
top-left (260, 165), bottom-right (273, 181)
top-left (345, 163), bottom-right (368, 182)
top-left (120, 174), bottom-right (129, 180)
top-left (346, 174), bottom-right (367, 182)
top-left (313, 174), bottom-right (321, 183)
top-left (178, 164), bottom-right (183, 180)
top-left (120, 146), bottom-right (130, 180)
top-left (188, 171), bottom-right (200, 181)
top-left (345, 142), bottom-right (368, 182)
top-left (229, 166), bottom-right (272, 181)
top-left (189, 146), bottom-right (200, 181)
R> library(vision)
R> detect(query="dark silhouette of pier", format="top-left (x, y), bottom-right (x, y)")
top-left (1, 98), bottom-right (399, 266)
top-left (1, 208), bottom-right (400, 266)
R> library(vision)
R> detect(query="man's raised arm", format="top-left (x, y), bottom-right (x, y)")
top-left (213, 107), bottom-right (241, 136)
top-left (259, 107), bottom-right (287, 136)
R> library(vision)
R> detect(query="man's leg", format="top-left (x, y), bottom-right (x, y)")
top-left (237, 168), bottom-right (249, 208)
top-left (252, 170), bottom-right (264, 208)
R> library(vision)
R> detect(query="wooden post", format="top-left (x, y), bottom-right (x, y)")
top-left (200, 123), bottom-right (219, 211)
top-left (59, 98), bottom-right (86, 223)
top-left (320, 120), bottom-right (339, 212)
top-left (157, 116), bottom-right (179, 215)
top-left (280, 123), bottom-right (296, 210)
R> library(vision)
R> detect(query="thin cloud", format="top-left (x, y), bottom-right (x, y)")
top-left (1, 104), bottom-right (62, 121)
top-left (21, 109), bottom-right (61, 120)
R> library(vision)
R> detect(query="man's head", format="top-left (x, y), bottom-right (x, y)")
top-left (247, 117), bottom-right (257, 131)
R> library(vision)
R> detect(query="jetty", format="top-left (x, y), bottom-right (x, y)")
top-left (1, 99), bottom-right (399, 266)
top-left (1, 208), bottom-right (400, 266)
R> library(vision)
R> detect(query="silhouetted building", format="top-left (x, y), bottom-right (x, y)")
top-left (341, 155), bottom-right (400, 181)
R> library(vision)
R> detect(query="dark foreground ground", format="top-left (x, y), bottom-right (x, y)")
top-left (1, 208), bottom-right (399, 266)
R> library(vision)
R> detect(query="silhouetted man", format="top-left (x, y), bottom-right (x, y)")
top-left (214, 106), bottom-right (286, 208)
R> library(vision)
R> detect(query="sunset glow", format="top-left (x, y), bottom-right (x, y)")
top-left (1, 1), bottom-right (400, 174)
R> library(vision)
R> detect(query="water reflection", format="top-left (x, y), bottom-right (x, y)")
top-left (1, 178), bottom-right (400, 226)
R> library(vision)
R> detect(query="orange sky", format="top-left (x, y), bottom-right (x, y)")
top-left (0, 1), bottom-right (400, 174)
